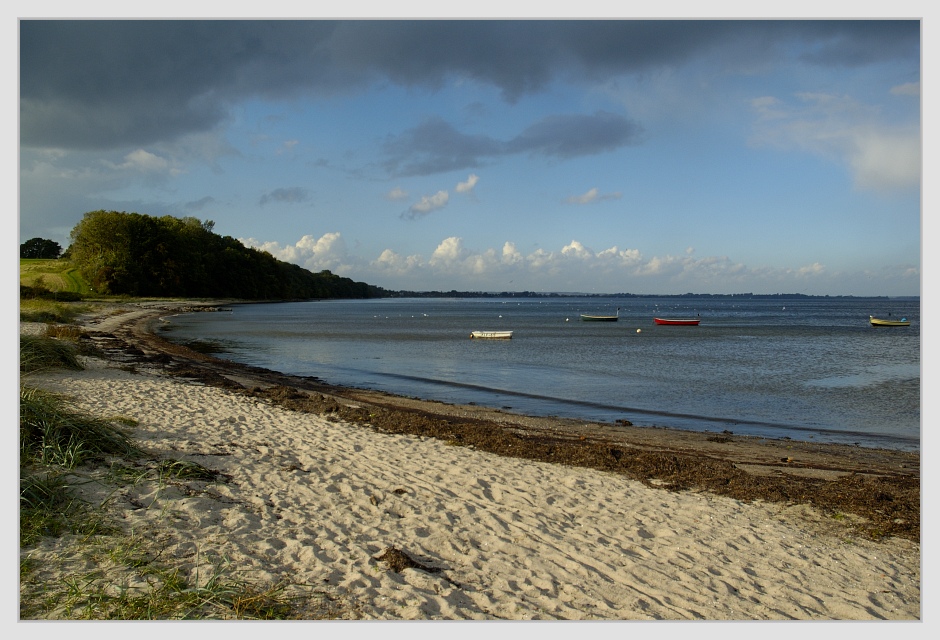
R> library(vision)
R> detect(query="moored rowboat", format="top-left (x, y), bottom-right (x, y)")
top-left (869, 316), bottom-right (910, 327)
top-left (470, 330), bottom-right (513, 339)
top-left (653, 317), bottom-right (700, 326)
top-left (580, 312), bottom-right (618, 322)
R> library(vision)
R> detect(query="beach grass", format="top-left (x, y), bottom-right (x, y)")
top-left (19, 471), bottom-right (110, 547)
top-left (18, 339), bottom-right (345, 620)
top-left (19, 297), bottom-right (99, 324)
top-left (19, 385), bottom-right (143, 468)
top-left (20, 543), bottom-right (341, 620)
top-left (20, 334), bottom-right (84, 374)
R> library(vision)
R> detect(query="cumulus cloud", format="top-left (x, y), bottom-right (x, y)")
top-left (561, 240), bottom-right (594, 260)
top-left (402, 190), bottom-right (449, 219)
top-left (240, 232), bottom-right (915, 297)
top-left (429, 236), bottom-right (468, 266)
top-left (104, 149), bottom-right (180, 176)
top-left (259, 187), bottom-right (310, 206)
top-left (386, 186), bottom-right (409, 200)
top-left (797, 262), bottom-right (826, 276)
top-left (372, 248), bottom-right (424, 275)
top-left (355, 238), bottom-right (888, 294)
top-left (456, 173), bottom-right (479, 193)
top-left (239, 232), bottom-right (349, 273)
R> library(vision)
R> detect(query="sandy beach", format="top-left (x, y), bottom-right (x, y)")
top-left (20, 302), bottom-right (921, 620)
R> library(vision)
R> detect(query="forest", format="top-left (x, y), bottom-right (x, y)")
top-left (66, 210), bottom-right (386, 300)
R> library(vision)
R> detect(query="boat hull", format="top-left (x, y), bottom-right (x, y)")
top-left (653, 318), bottom-right (700, 326)
top-left (869, 316), bottom-right (910, 327)
top-left (470, 331), bottom-right (513, 339)
top-left (580, 315), bottom-right (618, 322)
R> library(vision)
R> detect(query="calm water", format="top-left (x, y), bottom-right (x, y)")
top-left (159, 296), bottom-right (921, 450)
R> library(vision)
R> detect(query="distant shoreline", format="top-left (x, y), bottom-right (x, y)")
top-left (384, 290), bottom-right (919, 300)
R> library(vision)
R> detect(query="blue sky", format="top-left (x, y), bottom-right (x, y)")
top-left (16, 8), bottom-right (927, 296)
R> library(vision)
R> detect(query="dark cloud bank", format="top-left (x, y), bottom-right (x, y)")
top-left (20, 20), bottom-right (919, 152)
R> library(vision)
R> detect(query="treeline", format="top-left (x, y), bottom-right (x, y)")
top-left (68, 210), bottom-right (386, 300)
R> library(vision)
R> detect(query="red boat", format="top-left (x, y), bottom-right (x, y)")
top-left (654, 317), bottom-right (700, 326)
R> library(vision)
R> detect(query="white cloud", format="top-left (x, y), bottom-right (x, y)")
top-left (239, 232), bottom-right (350, 273)
top-left (890, 82), bottom-right (919, 97)
top-left (561, 240), bottom-right (593, 259)
top-left (456, 173), bottom-right (479, 193)
top-left (569, 188), bottom-right (597, 204)
top-left (501, 241), bottom-right (523, 265)
top-left (848, 129), bottom-right (921, 190)
top-left (749, 92), bottom-right (920, 191)
top-left (565, 187), bottom-right (623, 204)
top-left (372, 248), bottom-right (424, 274)
top-left (105, 149), bottom-right (180, 176)
top-left (386, 186), bottom-right (409, 200)
top-left (403, 190), bottom-right (449, 219)
top-left (242, 234), bottom-right (917, 297)
top-left (797, 262), bottom-right (826, 276)
top-left (429, 236), bottom-right (467, 266)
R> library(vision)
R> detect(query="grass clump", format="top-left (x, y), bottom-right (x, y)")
top-left (156, 459), bottom-right (224, 482)
top-left (20, 545), bottom-right (339, 619)
top-left (20, 335), bottom-right (83, 374)
top-left (19, 471), bottom-right (109, 547)
top-left (20, 386), bottom-right (143, 468)
top-left (44, 324), bottom-right (86, 340)
top-left (20, 298), bottom-right (87, 324)
top-left (17, 320), bottom-right (349, 620)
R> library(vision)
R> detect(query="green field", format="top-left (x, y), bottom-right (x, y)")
top-left (20, 259), bottom-right (94, 296)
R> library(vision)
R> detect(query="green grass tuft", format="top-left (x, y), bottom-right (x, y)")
top-left (19, 471), bottom-right (110, 547)
top-left (20, 386), bottom-right (144, 468)
top-left (19, 299), bottom-right (89, 324)
top-left (20, 335), bottom-right (83, 373)
top-left (21, 549), bottom-right (337, 619)
top-left (156, 459), bottom-right (223, 482)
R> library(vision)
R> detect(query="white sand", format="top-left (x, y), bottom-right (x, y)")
top-left (23, 357), bottom-right (920, 620)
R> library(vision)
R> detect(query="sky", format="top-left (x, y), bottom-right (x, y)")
top-left (15, 6), bottom-right (929, 296)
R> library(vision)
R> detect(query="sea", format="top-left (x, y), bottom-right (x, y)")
top-left (157, 296), bottom-right (921, 451)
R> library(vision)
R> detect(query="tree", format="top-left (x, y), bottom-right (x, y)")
top-left (67, 210), bottom-right (387, 300)
top-left (20, 238), bottom-right (62, 259)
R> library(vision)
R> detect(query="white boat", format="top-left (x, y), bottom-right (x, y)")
top-left (470, 330), bottom-right (513, 339)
